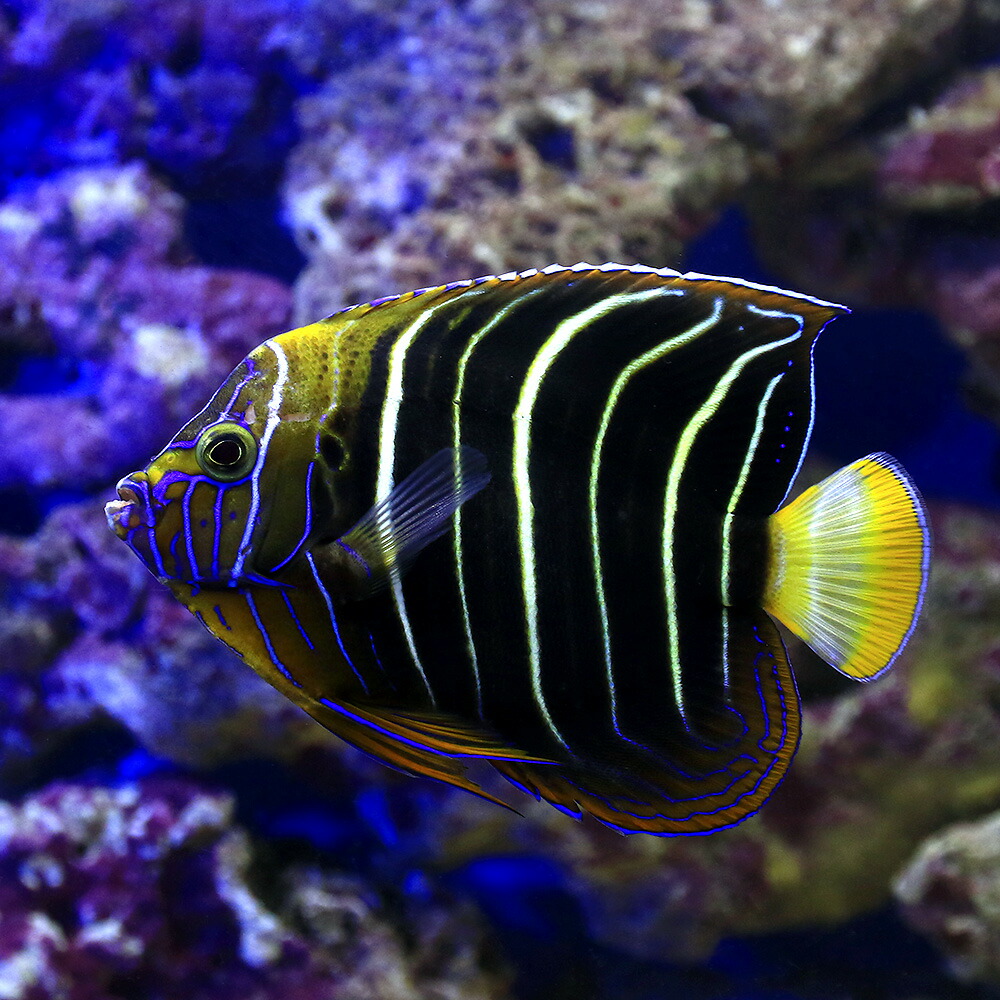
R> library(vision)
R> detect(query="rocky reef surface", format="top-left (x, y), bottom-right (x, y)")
top-left (0, 778), bottom-right (510, 1000)
top-left (3, 0), bottom-right (1000, 997)
top-left (896, 809), bottom-right (1000, 987)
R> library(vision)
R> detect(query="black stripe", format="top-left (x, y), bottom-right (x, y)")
top-left (324, 269), bottom-right (829, 780)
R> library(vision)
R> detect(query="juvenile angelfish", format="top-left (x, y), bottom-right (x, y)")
top-left (105, 263), bottom-right (930, 835)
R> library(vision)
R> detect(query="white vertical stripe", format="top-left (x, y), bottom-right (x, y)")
top-left (662, 309), bottom-right (805, 726)
top-left (719, 372), bottom-right (784, 686)
top-left (589, 295), bottom-right (721, 738)
top-left (720, 373), bottom-right (784, 606)
top-left (231, 339), bottom-right (289, 583)
top-left (778, 320), bottom-right (821, 507)
top-left (376, 297), bottom-right (456, 704)
top-left (325, 312), bottom-right (363, 415)
top-left (453, 290), bottom-right (545, 716)
top-left (513, 288), bottom-right (668, 748)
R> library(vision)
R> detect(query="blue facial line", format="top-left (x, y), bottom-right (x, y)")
top-left (211, 486), bottom-right (225, 578)
top-left (134, 470), bottom-right (253, 584)
top-left (169, 531), bottom-right (182, 577)
top-left (281, 590), bottom-right (314, 651)
top-left (270, 461), bottom-right (316, 573)
top-left (181, 482), bottom-right (200, 582)
top-left (221, 366), bottom-right (256, 414)
top-left (243, 589), bottom-right (300, 688)
top-left (128, 477), bottom-right (168, 580)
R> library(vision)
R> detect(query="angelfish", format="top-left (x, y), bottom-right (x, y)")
top-left (105, 263), bottom-right (930, 835)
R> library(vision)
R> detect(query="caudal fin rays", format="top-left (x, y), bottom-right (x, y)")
top-left (763, 453), bottom-right (930, 680)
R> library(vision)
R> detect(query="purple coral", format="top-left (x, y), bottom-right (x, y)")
top-left (0, 779), bottom-right (511, 1000)
top-left (0, 165), bottom-right (292, 493)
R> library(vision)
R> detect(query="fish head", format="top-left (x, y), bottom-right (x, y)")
top-left (105, 338), bottom-right (332, 588)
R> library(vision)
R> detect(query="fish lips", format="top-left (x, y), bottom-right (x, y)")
top-left (105, 474), bottom-right (151, 539)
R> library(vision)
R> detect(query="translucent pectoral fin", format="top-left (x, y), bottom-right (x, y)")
top-left (314, 446), bottom-right (490, 600)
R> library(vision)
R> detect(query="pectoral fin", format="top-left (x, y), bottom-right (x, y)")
top-left (313, 446), bottom-right (490, 600)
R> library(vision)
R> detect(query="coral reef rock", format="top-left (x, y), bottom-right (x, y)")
top-left (879, 68), bottom-right (1000, 211)
top-left (0, 163), bottom-right (292, 493)
top-left (0, 500), bottom-right (315, 772)
top-left (0, 778), bottom-right (511, 1000)
top-left (0, 0), bottom-right (295, 189)
top-left (896, 810), bottom-right (1000, 986)
top-left (285, 0), bottom-right (755, 318)
top-left (671, 0), bottom-right (965, 151)
top-left (286, 0), bottom-right (969, 319)
top-left (743, 59), bottom-right (1000, 430)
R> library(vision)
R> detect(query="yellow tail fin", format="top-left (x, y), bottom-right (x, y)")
top-left (763, 453), bottom-right (930, 680)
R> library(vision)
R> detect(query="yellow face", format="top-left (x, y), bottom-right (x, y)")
top-left (105, 339), bottom-right (327, 588)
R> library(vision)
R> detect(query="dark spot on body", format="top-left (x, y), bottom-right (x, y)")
top-left (320, 432), bottom-right (346, 470)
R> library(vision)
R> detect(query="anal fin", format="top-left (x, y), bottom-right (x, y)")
top-left (493, 612), bottom-right (801, 835)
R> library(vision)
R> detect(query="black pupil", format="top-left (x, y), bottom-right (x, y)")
top-left (208, 437), bottom-right (244, 467)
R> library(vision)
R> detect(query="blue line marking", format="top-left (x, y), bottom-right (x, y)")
top-left (336, 539), bottom-right (372, 578)
top-left (281, 590), bottom-right (314, 650)
top-left (243, 589), bottom-right (300, 688)
top-left (306, 550), bottom-right (369, 695)
top-left (317, 698), bottom-right (453, 756)
top-left (211, 486), bottom-right (224, 578)
top-left (270, 461), bottom-right (316, 573)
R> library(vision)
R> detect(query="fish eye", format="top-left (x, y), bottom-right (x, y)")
top-left (195, 422), bottom-right (258, 482)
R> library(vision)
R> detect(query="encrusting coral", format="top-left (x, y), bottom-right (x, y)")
top-left (0, 778), bottom-right (512, 1000)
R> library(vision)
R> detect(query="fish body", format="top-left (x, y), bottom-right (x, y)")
top-left (106, 263), bottom-right (930, 835)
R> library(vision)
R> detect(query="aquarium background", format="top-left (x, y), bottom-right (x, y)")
top-left (2, 1), bottom-right (1000, 997)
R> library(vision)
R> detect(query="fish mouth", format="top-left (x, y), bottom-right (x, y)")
top-left (105, 473), bottom-right (150, 539)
